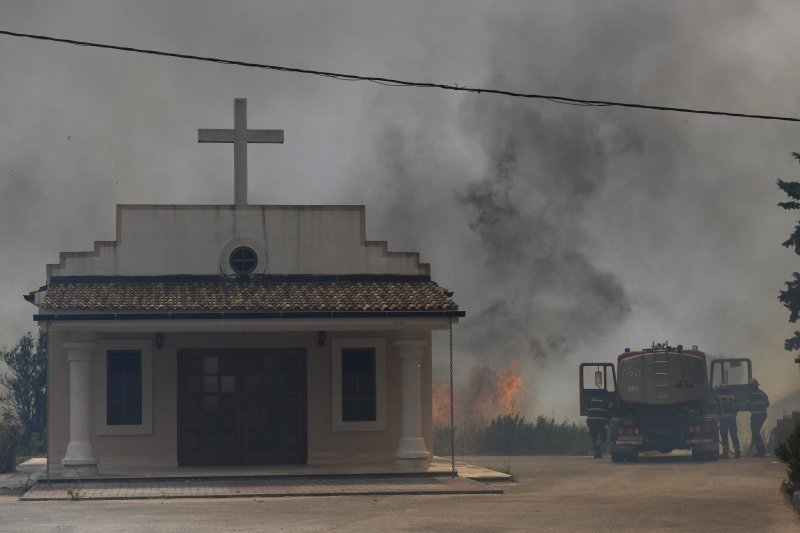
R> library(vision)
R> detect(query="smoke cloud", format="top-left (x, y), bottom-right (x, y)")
top-left (2, 1), bottom-right (800, 419)
top-left (457, 97), bottom-right (634, 360)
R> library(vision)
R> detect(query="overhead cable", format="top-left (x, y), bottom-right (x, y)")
top-left (2, 29), bottom-right (799, 124)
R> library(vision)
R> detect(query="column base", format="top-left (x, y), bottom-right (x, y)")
top-left (62, 441), bottom-right (98, 478)
top-left (61, 463), bottom-right (99, 478)
top-left (394, 437), bottom-right (431, 460)
top-left (395, 456), bottom-right (431, 471)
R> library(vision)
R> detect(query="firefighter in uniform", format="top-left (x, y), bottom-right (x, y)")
top-left (746, 378), bottom-right (769, 457)
top-left (717, 383), bottom-right (741, 459)
top-left (586, 395), bottom-right (612, 459)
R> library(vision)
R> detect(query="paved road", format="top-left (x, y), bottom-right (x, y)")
top-left (1, 454), bottom-right (796, 532)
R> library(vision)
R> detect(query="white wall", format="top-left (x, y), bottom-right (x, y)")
top-left (47, 205), bottom-right (429, 278)
top-left (48, 329), bottom-right (434, 469)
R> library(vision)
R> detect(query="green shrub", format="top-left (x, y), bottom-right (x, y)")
top-left (775, 420), bottom-right (800, 492)
top-left (0, 416), bottom-right (19, 473)
top-left (474, 414), bottom-right (533, 454)
top-left (26, 431), bottom-right (46, 456)
top-left (434, 413), bottom-right (592, 456)
top-left (433, 424), bottom-right (457, 456)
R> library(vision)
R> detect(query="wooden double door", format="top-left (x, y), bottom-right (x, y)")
top-left (178, 348), bottom-right (307, 466)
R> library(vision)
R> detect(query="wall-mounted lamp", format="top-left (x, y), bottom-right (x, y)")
top-left (317, 331), bottom-right (327, 347)
top-left (155, 332), bottom-right (165, 350)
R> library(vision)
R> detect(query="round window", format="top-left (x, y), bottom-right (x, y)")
top-left (229, 246), bottom-right (258, 275)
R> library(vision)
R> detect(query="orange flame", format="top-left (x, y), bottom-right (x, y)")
top-left (433, 360), bottom-right (526, 429)
top-left (432, 379), bottom-right (451, 427)
top-left (494, 360), bottom-right (523, 415)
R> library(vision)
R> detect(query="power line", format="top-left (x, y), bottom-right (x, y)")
top-left (2, 28), bottom-right (799, 124)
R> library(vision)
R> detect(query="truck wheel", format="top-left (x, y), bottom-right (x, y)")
top-left (611, 451), bottom-right (637, 463)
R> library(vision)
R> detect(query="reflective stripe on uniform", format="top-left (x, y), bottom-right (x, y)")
top-left (586, 407), bottom-right (610, 417)
top-left (586, 397), bottom-right (611, 422)
top-left (717, 393), bottom-right (737, 416)
top-left (750, 390), bottom-right (769, 414)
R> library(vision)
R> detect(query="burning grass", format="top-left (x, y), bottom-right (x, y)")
top-left (432, 361), bottom-right (591, 455)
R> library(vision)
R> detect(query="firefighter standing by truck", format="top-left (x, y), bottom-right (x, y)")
top-left (586, 395), bottom-right (612, 459)
top-left (746, 378), bottom-right (770, 457)
top-left (717, 383), bottom-right (741, 459)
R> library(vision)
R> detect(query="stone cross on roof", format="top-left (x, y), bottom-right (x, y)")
top-left (198, 98), bottom-right (284, 205)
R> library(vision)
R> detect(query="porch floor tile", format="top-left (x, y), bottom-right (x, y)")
top-left (21, 474), bottom-right (502, 500)
top-left (17, 457), bottom-right (508, 500)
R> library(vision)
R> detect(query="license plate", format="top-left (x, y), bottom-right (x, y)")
top-left (616, 435), bottom-right (643, 442)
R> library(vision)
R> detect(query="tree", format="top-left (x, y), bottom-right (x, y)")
top-left (0, 331), bottom-right (47, 453)
top-left (776, 419), bottom-right (800, 492)
top-left (777, 153), bottom-right (800, 352)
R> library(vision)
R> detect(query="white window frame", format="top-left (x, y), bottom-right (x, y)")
top-left (331, 338), bottom-right (386, 432)
top-left (95, 340), bottom-right (153, 436)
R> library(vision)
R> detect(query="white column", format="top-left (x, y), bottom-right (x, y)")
top-left (395, 339), bottom-right (430, 469)
top-left (62, 342), bottom-right (98, 477)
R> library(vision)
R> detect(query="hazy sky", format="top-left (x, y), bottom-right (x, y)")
top-left (2, 1), bottom-right (800, 419)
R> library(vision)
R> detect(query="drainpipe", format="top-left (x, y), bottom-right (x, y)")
top-left (449, 316), bottom-right (457, 477)
top-left (44, 323), bottom-right (50, 485)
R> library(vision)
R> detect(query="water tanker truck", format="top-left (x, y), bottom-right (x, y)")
top-left (580, 343), bottom-right (754, 462)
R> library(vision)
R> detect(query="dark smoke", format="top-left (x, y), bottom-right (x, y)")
top-left (456, 97), bottom-right (634, 361)
top-left (353, 2), bottom-right (800, 416)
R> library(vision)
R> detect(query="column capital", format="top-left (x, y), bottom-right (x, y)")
top-left (394, 339), bottom-right (428, 359)
top-left (64, 342), bottom-right (96, 361)
top-left (64, 341), bottom-right (96, 350)
top-left (394, 339), bottom-right (428, 348)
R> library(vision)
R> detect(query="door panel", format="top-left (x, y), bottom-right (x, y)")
top-left (709, 357), bottom-right (753, 411)
top-left (241, 350), bottom-right (307, 464)
top-left (178, 349), bottom-right (307, 466)
top-left (579, 362), bottom-right (616, 416)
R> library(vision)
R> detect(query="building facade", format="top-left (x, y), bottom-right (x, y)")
top-left (26, 204), bottom-right (463, 476)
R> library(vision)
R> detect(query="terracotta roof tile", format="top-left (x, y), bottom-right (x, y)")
top-left (42, 278), bottom-right (459, 314)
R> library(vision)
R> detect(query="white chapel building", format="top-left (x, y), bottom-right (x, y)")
top-left (25, 99), bottom-right (463, 476)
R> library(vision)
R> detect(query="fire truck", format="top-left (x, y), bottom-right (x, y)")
top-left (580, 343), bottom-right (753, 462)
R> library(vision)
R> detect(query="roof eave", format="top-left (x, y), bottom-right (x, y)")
top-left (33, 309), bottom-right (466, 322)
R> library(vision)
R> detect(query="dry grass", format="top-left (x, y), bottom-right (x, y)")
top-left (434, 413), bottom-right (592, 456)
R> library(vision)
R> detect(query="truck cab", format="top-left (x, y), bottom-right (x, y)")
top-left (709, 358), bottom-right (753, 412)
